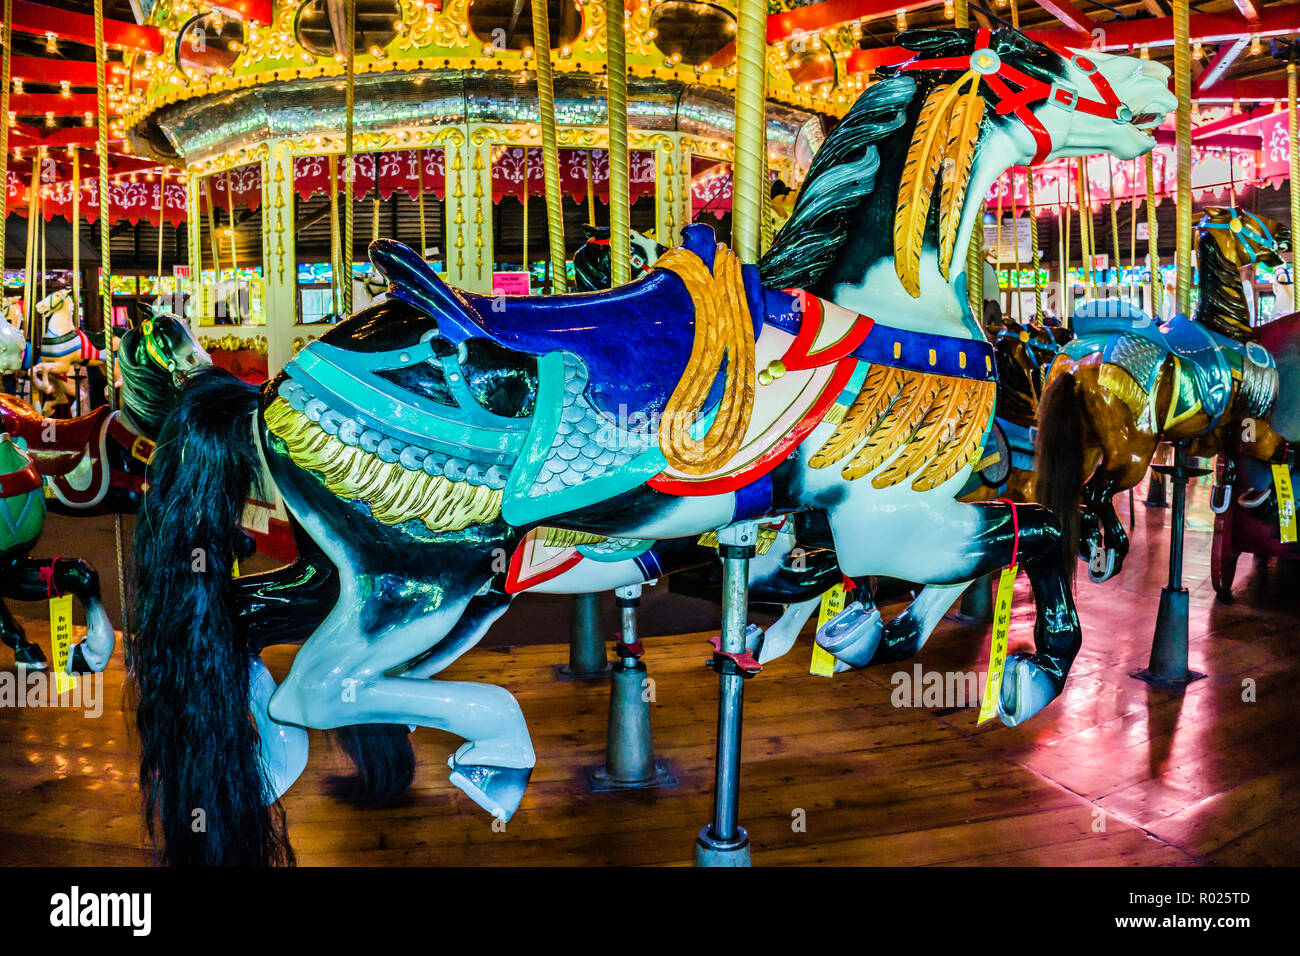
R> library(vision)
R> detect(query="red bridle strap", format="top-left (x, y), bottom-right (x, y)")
top-left (900, 29), bottom-right (1126, 166)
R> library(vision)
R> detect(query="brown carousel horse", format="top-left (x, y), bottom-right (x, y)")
top-left (1036, 207), bottom-right (1293, 582)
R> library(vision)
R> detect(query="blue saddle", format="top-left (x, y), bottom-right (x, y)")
top-left (1067, 301), bottom-right (1265, 431)
top-left (369, 224), bottom-right (765, 423)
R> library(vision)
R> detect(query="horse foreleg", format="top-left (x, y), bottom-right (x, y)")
top-left (7, 557), bottom-right (114, 673)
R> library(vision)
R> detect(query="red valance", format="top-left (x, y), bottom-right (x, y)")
top-left (491, 148), bottom-right (656, 205)
top-left (5, 170), bottom-right (188, 228)
top-left (291, 149), bottom-right (447, 204)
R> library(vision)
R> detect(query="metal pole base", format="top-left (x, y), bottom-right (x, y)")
top-left (1132, 587), bottom-right (1205, 688)
top-left (952, 573), bottom-right (993, 624)
top-left (556, 593), bottom-right (612, 681)
top-left (694, 825), bottom-right (751, 867)
top-left (1145, 473), bottom-right (1169, 508)
top-left (583, 660), bottom-right (678, 792)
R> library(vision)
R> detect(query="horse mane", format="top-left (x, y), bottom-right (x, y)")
top-left (119, 315), bottom-right (184, 435)
top-left (757, 74), bottom-right (915, 291)
top-left (1194, 213), bottom-right (1256, 342)
top-left (758, 28), bottom-right (1064, 293)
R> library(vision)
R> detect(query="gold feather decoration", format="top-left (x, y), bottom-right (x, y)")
top-left (842, 373), bottom-right (937, 480)
top-left (810, 368), bottom-right (997, 490)
top-left (871, 376), bottom-right (961, 488)
top-left (893, 80), bottom-right (967, 298)
top-left (810, 364), bottom-right (903, 469)
top-left (911, 380), bottom-right (997, 491)
top-left (937, 72), bottom-right (985, 280)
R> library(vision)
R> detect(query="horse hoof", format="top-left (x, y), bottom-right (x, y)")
top-left (448, 760), bottom-right (532, 821)
top-left (815, 601), bottom-right (883, 669)
top-left (1087, 548), bottom-right (1117, 583)
top-left (13, 645), bottom-right (48, 670)
top-left (996, 654), bottom-right (1060, 727)
top-left (743, 623), bottom-right (765, 656)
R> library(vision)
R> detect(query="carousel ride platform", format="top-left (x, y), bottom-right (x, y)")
top-left (1, 477), bottom-right (1297, 866)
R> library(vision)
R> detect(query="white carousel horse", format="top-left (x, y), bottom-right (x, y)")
top-left (29, 289), bottom-right (121, 416)
top-left (0, 297), bottom-right (27, 377)
top-left (130, 28), bottom-right (1177, 865)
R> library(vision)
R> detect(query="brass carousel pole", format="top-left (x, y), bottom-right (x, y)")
top-left (730, 0), bottom-right (765, 261)
top-left (956, 0), bottom-right (985, 320)
top-left (1145, 150), bottom-right (1161, 317)
top-left (696, 0), bottom-right (766, 869)
top-left (1289, 58), bottom-right (1299, 266)
top-left (1136, 0), bottom-right (1204, 688)
top-left (93, 0), bottom-right (128, 640)
top-left (342, 0), bottom-right (355, 317)
top-left (0, 0), bottom-right (10, 305)
top-left (606, 0), bottom-right (630, 287)
top-left (532, 0), bottom-right (567, 292)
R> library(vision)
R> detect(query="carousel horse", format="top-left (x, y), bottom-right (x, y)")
top-left (129, 27), bottom-right (1176, 865)
top-left (0, 312), bottom-right (212, 672)
top-left (1036, 207), bottom-right (1293, 582)
top-left (572, 225), bottom-right (668, 292)
top-left (1210, 308), bottom-right (1300, 598)
top-left (1, 298), bottom-right (28, 378)
top-left (29, 289), bottom-right (123, 416)
top-left (1, 312), bottom-right (210, 520)
top-left (0, 433), bottom-right (115, 672)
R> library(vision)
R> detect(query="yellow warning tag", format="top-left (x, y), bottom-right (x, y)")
top-left (977, 565), bottom-right (1017, 725)
top-left (49, 593), bottom-right (77, 695)
top-left (810, 583), bottom-right (846, 677)
top-left (232, 557), bottom-right (241, 578)
top-left (1272, 464), bottom-right (1296, 544)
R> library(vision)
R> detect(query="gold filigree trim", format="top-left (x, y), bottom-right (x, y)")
top-left (264, 397), bottom-right (501, 532)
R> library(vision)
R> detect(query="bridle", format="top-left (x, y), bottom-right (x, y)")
top-left (900, 27), bottom-right (1128, 165)
top-left (1203, 208), bottom-right (1282, 265)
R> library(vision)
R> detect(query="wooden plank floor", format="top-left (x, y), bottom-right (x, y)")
top-left (1, 476), bottom-right (1296, 866)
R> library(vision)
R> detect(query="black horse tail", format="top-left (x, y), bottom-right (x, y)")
top-left (327, 725), bottom-right (415, 807)
top-left (128, 366), bottom-right (293, 866)
top-left (1034, 373), bottom-right (1084, 568)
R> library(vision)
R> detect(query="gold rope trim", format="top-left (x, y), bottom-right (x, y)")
top-left (264, 398), bottom-right (502, 532)
top-left (810, 367), bottom-right (995, 491)
top-left (656, 244), bottom-right (756, 474)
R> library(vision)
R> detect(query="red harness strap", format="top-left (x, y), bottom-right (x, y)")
top-left (38, 558), bottom-right (62, 598)
top-left (900, 28), bottom-right (1127, 165)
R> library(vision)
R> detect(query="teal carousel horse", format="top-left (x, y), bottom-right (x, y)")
top-left (129, 27), bottom-right (1176, 865)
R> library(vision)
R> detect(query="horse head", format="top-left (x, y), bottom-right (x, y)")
top-left (33, 288), bottom-right (73, 324)
top-left (1195, 207), bottom-right (1292, 341)
top-left (118, 311), bottom-right (213, 437)
top-left (762, 28), bottom-right (1176, 331)
top-left (1198, 207), bottom-right (1291, 271)
top-left (889, 28), bottom-right (1176, 166)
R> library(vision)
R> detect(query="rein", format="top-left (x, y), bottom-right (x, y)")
top-left (900, 27), bottom-right (1126, 164)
